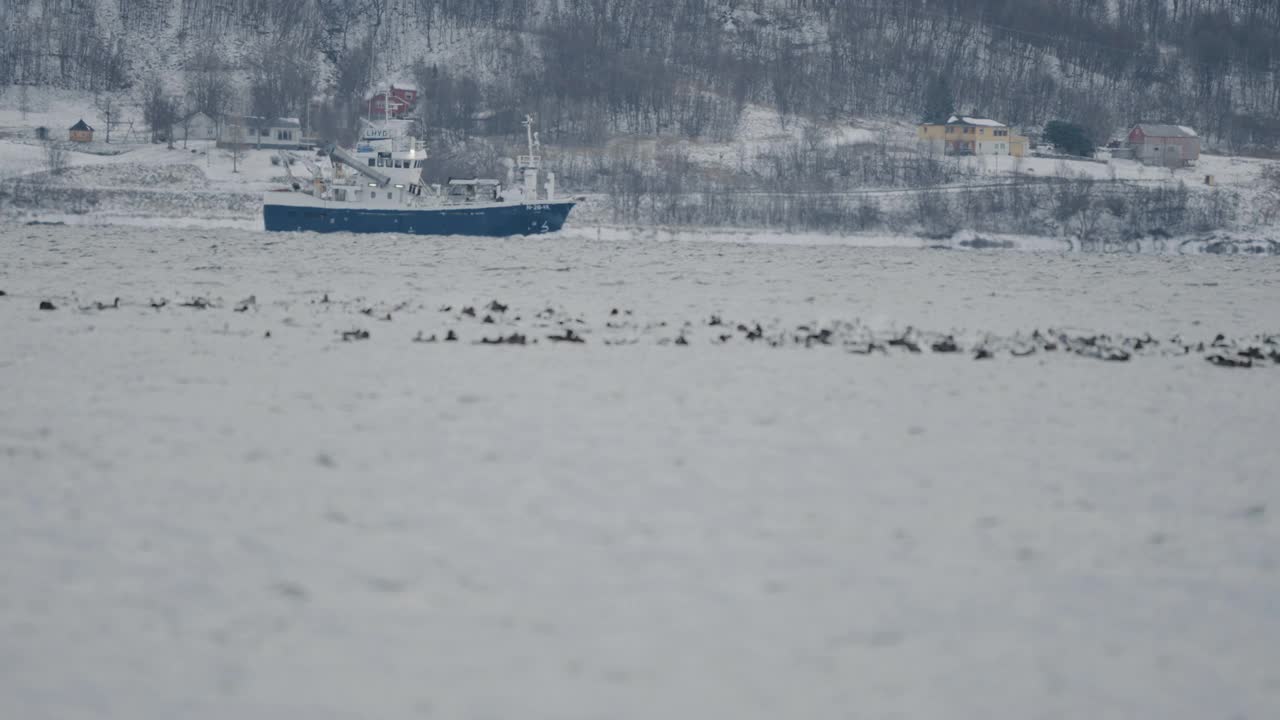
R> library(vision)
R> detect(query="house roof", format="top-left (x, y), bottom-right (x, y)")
top-left (947, 115), bottom-right (1006, 128)
top-left (69, 119), bottom-right (94, 132)
top-left (1134, 124), bottom-right (1197, 138)
top-left (232, 115), bottom-right (302, 129)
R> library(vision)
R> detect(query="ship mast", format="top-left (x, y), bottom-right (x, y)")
top-left (518, 115), bottom-right (542, 201)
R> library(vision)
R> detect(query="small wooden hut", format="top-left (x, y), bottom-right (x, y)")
top-left (69, 119), bottom-right (94, 143)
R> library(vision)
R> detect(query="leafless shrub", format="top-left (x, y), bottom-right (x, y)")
top-left (43, 139), bottom-right (69, 175)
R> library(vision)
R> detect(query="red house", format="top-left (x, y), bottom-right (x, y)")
top-left (367, 86), bottom-right (418, 119)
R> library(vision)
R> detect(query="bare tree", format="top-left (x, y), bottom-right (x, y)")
top-left (142, 77), bottom-right (178, 146)
top-left (1259, 166), bottom-right (1280, 225)
top-left (43, 138), bottom-right (68, 175)
top-left (94, 94), bottom-right (118, 144)
top-left (189, 73), bottom-right (231, 120)
top-left (179, 105), bottom-right (192, 148)
top-left (223, 116), bottom-right (246, 173)
top-left (1053, 178), bottom-right (1101, 241)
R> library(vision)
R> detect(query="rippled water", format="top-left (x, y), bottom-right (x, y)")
top-left (2, 224), bottom-right (1278, 720)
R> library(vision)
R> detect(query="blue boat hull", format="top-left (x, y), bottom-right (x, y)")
top-left (263, 200), bottom-right (576, 237)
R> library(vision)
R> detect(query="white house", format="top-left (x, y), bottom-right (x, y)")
top-left (181, 111), bottom-right (218, 142)
top-left (217, 116), bottom-right (305, 149)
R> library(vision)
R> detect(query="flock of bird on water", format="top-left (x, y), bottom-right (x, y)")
top-left (8, 289), bottom-right (1277, 369)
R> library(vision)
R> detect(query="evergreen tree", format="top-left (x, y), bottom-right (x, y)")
top-left (1044, 120), bottom-right (1094, 156)
top-left (922, 75), bottom-right (954, 124)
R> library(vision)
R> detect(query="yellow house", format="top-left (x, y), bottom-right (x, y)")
top-left (919, 115), bottom-right (1026, 157)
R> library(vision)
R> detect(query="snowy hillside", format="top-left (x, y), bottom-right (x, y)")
top-left (4, 89), bottom-right (1278, 244)
top-left (5, 0), bottom-right (1280, 152)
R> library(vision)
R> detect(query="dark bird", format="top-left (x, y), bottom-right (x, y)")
top-left (445, 329), bottom-right (458, 342)
top-left (847, 343), bottom-right (884, 355)
top-left (1238, 347), bottom-right (1265, 360)
top-left (341, 329), bottom-right (370, 341)
top-left (610, 308), bottom-right (619, 316)
top-left (438, 305), bottom-right (452, 312)
top-left (482, 314), bottom-right (495, 324)
top-left (1207, 354), bottom-right (1251, 368)
top-left (487, 300), bottom-right (508, 313)
top-left (412, 331), bottom-right (436, 343)
top-left (150, 299), bottom-right (167, 310)
top-left (360, 307), bottom-right (374, 316)
top-left (264, 331), bottom-right (271, 338)
top-left (461, 306), bottom-right (476, 317)
top-left (321, 293), bottom-right (330, 303)
top-left (548, 329), bottom-right (585, 343)
top-left (974, 348), bottom-right (994, 360)
top-left (931, 337), bottom-right (959, 353)
top-left (0, 290), bottom-right (7, 296)
top-left (888, 332), bottom-right (920, 353)
top-left (709, 315), bottom-right (722, 326)
top-left (674, 335), bottom-right (689, 346)
top-left (39, 300), bottom-right (56, 311)
top-left (805, 329), bottom-right (833, 347)
top-left (480, 333), bottom-right (527, 345)
top-left (94, 297), bottom-right (120, 311)
top-left (179, 298), bottom-right (209, 309)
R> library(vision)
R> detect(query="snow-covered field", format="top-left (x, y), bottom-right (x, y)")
top-left (2, 224), bottom-right (1279, 719)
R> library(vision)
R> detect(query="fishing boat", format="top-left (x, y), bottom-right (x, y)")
top-left (263, 114), bottom-right (575, 236)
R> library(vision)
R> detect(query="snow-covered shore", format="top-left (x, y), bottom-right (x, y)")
top-left (1, 225), bottom-right (1278, 719)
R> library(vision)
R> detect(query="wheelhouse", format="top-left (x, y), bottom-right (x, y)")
top-left (446, 179), bottom-right (502, 204)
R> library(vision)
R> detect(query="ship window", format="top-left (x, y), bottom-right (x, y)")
top-left (387, 192), bottom-right (393, 199)
top-left (368, 159), bottom-right (375, 167)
